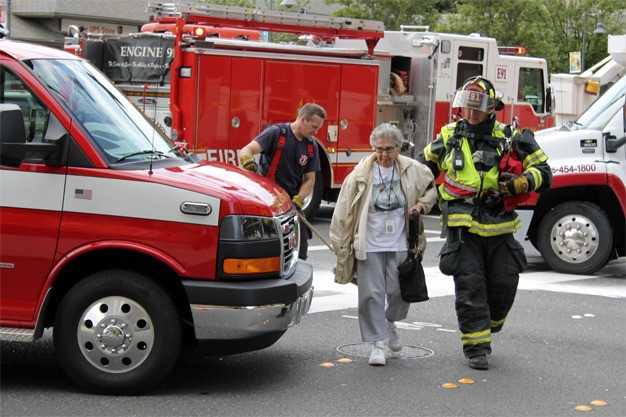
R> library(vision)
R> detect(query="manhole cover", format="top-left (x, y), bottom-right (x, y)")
top-left (337, 343), bottom-right (434, 360)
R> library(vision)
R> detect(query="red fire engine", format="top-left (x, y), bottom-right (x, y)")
top-left (78, 1), bottom-right (384, 219)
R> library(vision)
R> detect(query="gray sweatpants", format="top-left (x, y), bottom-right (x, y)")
top-left (357, 251), bottom-right (410, 343)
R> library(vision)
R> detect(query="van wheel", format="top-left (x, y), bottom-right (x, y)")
top-left (302, 171), bottom-right (323, 220)
top-left (54, 270), bottom-right (182, 394)
top-left (537, 201), bottom-right (612, 275)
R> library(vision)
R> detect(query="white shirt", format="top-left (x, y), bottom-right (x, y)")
top-left (365, 163), bottom-right (407, 252)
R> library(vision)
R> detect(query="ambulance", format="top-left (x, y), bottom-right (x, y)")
top-left (0, 38), bottom-right (313, 393)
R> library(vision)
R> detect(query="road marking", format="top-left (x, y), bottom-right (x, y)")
top-left (308, 232), bottom-right (444, 252)
top-left (309, 263), bottom-right (626, 314)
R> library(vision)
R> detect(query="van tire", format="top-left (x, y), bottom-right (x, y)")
top-left (537, 201), bottom-right (612, 275)
top-left (53, 269), bottom-right (182, 395)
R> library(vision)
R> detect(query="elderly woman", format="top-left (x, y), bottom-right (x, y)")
top-left (330, 123), bottom-right (437, 366)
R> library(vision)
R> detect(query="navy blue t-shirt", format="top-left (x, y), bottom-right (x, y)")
top-left (255, 123), bottom-right (321, 196)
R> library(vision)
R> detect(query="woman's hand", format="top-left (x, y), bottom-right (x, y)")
top-left (408, 203), bottom-right (425, 215)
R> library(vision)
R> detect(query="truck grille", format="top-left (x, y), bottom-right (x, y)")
top-left (278, 208), bottom-right (299, 276)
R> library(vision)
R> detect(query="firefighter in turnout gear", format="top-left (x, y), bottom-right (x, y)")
top-left (417, 76), bottom-right (552, 370)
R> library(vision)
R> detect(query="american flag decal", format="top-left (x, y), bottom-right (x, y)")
top-left (74, 189), bottom-right (93, 200)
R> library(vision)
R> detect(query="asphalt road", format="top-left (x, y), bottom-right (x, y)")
top-left (1, 204), bottom-right (625, 417)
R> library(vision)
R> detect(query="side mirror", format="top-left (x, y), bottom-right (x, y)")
top-left (0, 104), bottom-right (63, 168)
top-left (606, 135), bottom-right (626, 153)
top-left (0, 104), bottom-right (28, 167)
top-left (545, 85), bottom-right (553, 114)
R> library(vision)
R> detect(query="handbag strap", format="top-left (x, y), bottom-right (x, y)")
top-left (408, 211), bottom-right (420, 249)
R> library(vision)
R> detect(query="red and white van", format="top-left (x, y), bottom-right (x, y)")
top-left (0, 39), bottom-right (313, 394)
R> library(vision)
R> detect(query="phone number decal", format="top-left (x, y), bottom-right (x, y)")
top-left (551, 164), bottom-right (597, 174)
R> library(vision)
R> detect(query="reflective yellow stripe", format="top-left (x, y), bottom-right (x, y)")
top-left (424, 145), bottom-right (440, 163)
top-left (440, 213), bottom-right (473, 228)
top-left (441, 214), bottom-right (521, 236)
top-left (462, 329), bottom-right (492, 346)
top-left (491, 318), bottom-right (506, 328)
top-left (526, 166), bottom-right (543, 189)
top-left (523, 148), bottom-right (548, 169)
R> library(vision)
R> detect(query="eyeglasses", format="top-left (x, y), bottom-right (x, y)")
top-left (373, 146), bottom-right (398, 154)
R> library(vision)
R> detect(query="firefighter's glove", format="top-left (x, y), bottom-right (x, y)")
top-left (292, 195), bottom-right (304, 211)
top-left (499, 172), bottom-right (530, 197)
top-left (240, 155), bottom-right (257, 172)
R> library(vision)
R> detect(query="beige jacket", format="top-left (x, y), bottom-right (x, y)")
top-left (329, 153), bottom-right (437, 284)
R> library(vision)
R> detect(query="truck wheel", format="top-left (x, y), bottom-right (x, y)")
top-left (53, 270), bottom-right (182, 394)
top-left (537, 201), bottom-right (613, 275)
top-left (302, 171), bottom-right (323, 220)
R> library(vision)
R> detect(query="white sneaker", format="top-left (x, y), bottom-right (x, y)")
top-left (386, 322), bottom-right (402, 352)
top-left (368, 341), bottom-right (386, 366)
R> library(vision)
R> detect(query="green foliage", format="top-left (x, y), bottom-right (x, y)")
top-left (323, 0), bottom-right (441, 30)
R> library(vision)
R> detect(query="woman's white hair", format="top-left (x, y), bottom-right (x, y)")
top-left (369, 122), bottom-right (404, 147)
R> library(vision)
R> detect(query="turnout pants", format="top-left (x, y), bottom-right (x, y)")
top-left (440, 228), bottom-right (527, 358)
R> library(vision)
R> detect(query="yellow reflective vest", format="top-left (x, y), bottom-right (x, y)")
top-left (420, 118), bottom-right (550, 237)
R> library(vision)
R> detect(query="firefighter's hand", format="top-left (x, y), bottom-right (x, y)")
top-left (240, 155), bottom-right (257, 172)
top-left (499, 173), bottom-right (530, 197)
top-left (292, 195), bottom-right (304, 211)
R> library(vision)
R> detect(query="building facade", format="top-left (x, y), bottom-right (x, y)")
top-left (1, 0), bottom-right (339, 49)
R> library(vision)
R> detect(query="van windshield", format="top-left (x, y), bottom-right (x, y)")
top-left (576, 76), bottom-right (626, 130)
top-left (25, 58), bottom-right (183, 164)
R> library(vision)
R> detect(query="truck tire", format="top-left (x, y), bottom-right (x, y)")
top-left (53, 269), bottom-right (182, 394)
top-left (537, 201), bottom-right (613, 275)
top-left (302, 171), bottom-right (323, 220)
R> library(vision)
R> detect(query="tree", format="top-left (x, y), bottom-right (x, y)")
top-left (323, 0), bottom-right (444, 30)
top-left (530, 0), bottom-right (625, 73)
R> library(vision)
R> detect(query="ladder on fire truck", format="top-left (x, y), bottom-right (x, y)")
top-left (146, 1), bottom-right (384, 54)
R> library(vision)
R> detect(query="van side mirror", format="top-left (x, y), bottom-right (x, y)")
top-left (0, 104), bottom-right (63, 168)
top-left (606, 135), bottom-right (626, 153)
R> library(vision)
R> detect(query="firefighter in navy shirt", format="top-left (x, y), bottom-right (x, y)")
top-left (240, 103), bottom-right (326, 260)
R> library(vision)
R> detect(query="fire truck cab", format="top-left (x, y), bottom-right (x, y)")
top-left (334, 27), bottom-right (554, 154)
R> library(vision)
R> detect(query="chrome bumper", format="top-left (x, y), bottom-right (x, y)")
top-left (190, 286), bottom-right (314, 340)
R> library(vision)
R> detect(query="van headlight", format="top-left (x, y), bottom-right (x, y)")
top-left (219, 216), bottom-right (279, 240)
top-left (218, 215), bottom-right (282, 277)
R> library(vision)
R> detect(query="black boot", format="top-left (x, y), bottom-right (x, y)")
top-left (468, 354), bottom-right (489, 370)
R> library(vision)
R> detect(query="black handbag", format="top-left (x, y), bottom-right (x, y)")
top-left (397, 211), bottom-right (429, 303)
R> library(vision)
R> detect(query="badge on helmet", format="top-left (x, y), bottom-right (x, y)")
top-left (452, 76), bottom-right (504, 112)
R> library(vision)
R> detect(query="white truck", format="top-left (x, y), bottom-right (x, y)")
top-left (551, 35), bottom-right (626, 125)
top-left (517, 54), bottom-right (626, 275)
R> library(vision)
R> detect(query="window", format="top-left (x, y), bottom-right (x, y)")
top-left (455, 46), bottom-right (485, 89)
top-left (517, 67), bottom-right (544, 113)
top-left (0, 67), bottom-right (49, 143)
top-left (458, 46), bottom-right (483, 62)
top-left (456, 64), bottom-right (483, 90)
